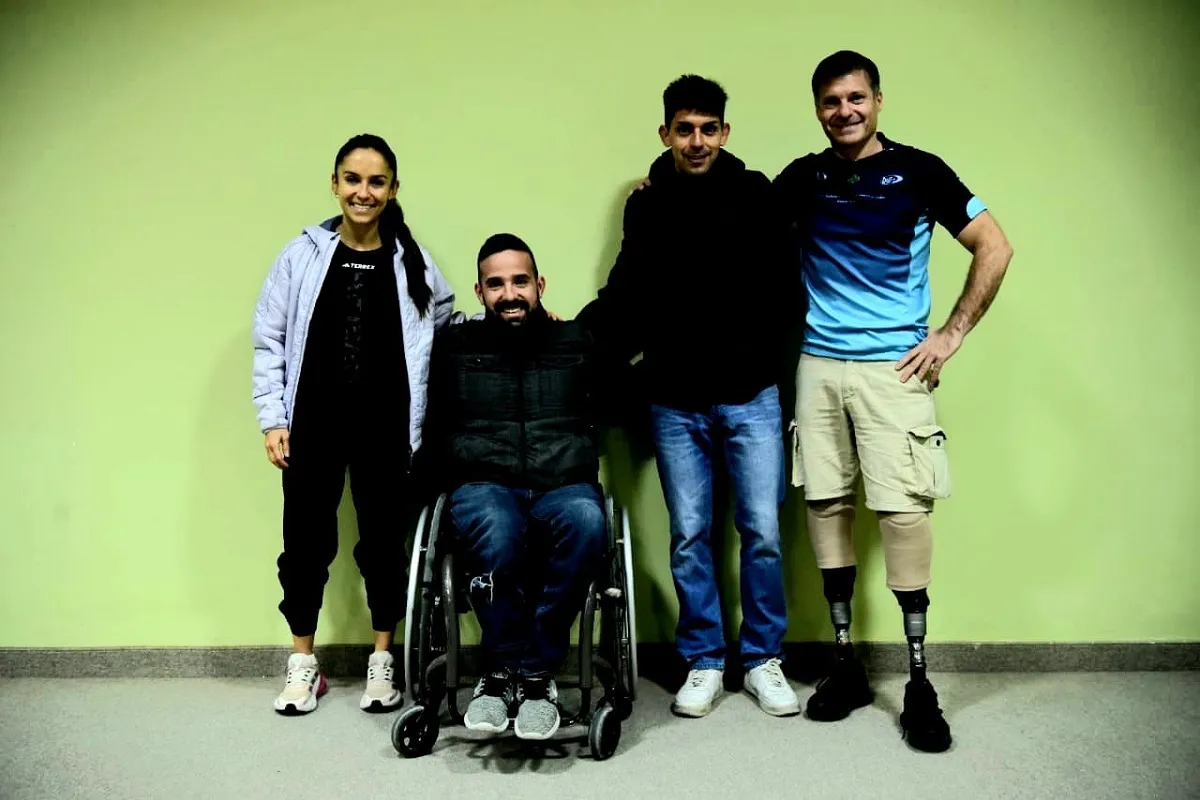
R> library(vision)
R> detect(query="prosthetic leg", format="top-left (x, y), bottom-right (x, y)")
top-left (881, 512), bottom-right (952, 752)
top-left (804, 497), bottom-right (873, 721)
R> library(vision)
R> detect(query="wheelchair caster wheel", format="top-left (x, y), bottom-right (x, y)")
top-left (588, 703), bottom-right (621, 761)
top-left (614, 692), bottom-right (633, 722)
top-left (392, 705), bottom-right (438, 757)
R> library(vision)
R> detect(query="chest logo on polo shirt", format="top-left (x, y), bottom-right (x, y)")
top-left (880, 174), bottom-right (904, 186)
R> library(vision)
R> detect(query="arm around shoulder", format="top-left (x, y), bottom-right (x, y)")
top-left (417, 325), bottom-right (463, 497)
top-left (576, 192), bottom-right (647, 355)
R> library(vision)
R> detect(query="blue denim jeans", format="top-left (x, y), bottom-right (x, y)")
top-left (651, 385), bottom-right (787, 672)
top-left (448, 482), bottom-right (606, 675)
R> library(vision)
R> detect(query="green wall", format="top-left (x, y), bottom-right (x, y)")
top-left (2, 0), bottom-right (1197, 649)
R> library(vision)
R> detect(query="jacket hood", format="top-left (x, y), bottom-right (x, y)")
top-left (298, 216), bottom-right (342, 247)
top-left (301, 215), bottom-right (406, 253)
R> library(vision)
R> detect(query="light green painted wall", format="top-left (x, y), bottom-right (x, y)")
top-left (2, 0), bottom-right (1197, 649)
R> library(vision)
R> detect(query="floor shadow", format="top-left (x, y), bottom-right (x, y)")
top-left (851, 670), bottom-right (1052, 746)
top-left (932, 670), bottom-right (1051, 717)
top-left (431, 677), bottom-right (671, 773)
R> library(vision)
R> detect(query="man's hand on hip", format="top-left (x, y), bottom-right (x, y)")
top-left (897, 327), bottom-right (964, 385)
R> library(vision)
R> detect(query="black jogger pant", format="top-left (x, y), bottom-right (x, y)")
top-left (276, 417), bottom-right (410, 638)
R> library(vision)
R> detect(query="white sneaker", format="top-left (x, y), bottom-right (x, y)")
top-left (744, 658), bottom-right (800, 716)
top-left (274, 652), bottom-right (327, 716)
top-left (672, 669), bottom-right (722, 717)
top-left (360, 650), bottom-right (403, 712)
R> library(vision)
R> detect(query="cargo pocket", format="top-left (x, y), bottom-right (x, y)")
top-left (906, 424), bottom-right (951, 499)
top-left (789, 420), bottom-right (804, 488)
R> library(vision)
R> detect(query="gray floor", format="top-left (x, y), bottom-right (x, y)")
top-left (1, 673), bottom-right (1197, 800)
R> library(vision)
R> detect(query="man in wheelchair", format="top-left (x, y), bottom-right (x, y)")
top-left (425, 233), bottom-right (609, 741)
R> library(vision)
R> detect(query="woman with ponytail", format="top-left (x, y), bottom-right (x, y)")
top-left (252, 134), bottom-right (456, 716)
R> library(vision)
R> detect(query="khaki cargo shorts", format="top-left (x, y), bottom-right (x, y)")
top-left (790, 354), bottom-right (951, 513)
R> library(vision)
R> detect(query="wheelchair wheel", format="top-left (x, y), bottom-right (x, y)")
top-left (441, 548), bottom-right (463, 725)
top-left (616, 507), bottom-right (638, 704)
top-left (392, 704), bottom-right (439, 758)
top-left (587, 702), bottom-right (621, 761)
top-left (404, 505), bottom-right (431, 702)
top-left (407, 494), bottom-right (448, 703)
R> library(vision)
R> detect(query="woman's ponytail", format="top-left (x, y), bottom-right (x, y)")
top-left (382, 198), bottom-right (432, 317)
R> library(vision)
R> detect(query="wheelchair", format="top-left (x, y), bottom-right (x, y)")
top-left (391, 490), bottom-right (638, 761)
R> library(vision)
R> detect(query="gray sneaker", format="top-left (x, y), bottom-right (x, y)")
top-left (514, 675), bottom-right (560, 741)
top-left (464, 671), bottom-right (514, 734)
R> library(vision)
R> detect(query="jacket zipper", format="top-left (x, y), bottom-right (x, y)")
top-left (516, 353), bottom-right (527, 479)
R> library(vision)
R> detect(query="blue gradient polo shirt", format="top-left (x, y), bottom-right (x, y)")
top-left (775, 133), bottom-right (987, 360)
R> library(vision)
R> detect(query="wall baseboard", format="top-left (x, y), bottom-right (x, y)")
top-left (1, 642), bottom-right (1196, 680)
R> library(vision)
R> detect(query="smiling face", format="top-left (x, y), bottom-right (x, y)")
top-left (660, 110), bottom-right (730, 175)
top-left (815, 69), bottom-right (882, 151)
top-left (330, 147), bottom-right (397, 227)
top-left (475, 249), bottom-right (544, 326)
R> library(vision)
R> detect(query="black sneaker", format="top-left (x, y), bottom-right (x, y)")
top-left (464, 671), bottom-right (515, 734)
top-left (805, 657), bottom-right (874, 722)
top-left (900, 678), bottom-right (952, 752)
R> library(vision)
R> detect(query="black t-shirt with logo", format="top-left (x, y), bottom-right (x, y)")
top-left (773, 132), bottom-right (986, 360)
top-left (294, 240), bottom-right (408, 428)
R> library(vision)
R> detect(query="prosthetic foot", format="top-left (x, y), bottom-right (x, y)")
top-left (806, 656), bottom-right (874, 722)
top-left (900, 677), bottom-right (952, 752)
top-left (807, 566), bottom-right (874, 722)
top-left (893, 588), bottom-right (951, 752)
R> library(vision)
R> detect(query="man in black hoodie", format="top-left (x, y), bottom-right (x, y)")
top-left (578, 75), bottom-right (801, 719)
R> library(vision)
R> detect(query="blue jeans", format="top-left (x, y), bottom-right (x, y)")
top-left (651, 385), bottom-right (787, 672)
top-left (448, 482), bottom-right (606, 675)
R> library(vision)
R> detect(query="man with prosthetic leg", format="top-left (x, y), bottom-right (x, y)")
top-left (775, 50), bottom-right (1014, 751)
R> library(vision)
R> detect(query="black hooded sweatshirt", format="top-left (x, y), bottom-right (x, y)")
top-left (578, 149), bottom-right (801, 411)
